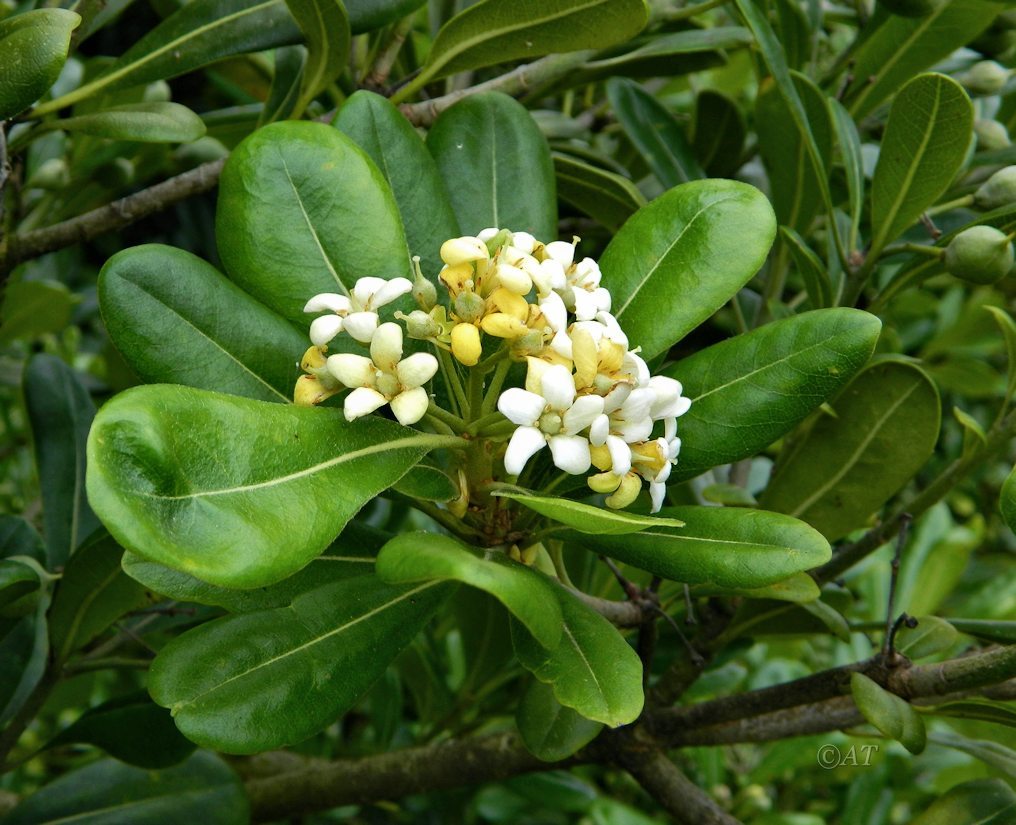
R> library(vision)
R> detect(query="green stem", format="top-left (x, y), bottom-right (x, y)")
top-left (926, 194), bottom-right (975, 217)
top-left (879, 242), bottom-right (944, 259)
top-left (467, 367), bottom-right (484, 422)
top-left (547, 541), bottom-right (576, 588)
top-left (657, 0), bottom-right (728, 22)
top-left (410, 499), bottom-right (482, 542)
top-left (423, 413), bottom-right (456, 437)
top-left (437, 349), bottom-right (469, 416)
top-left (480, 357), bottom-right (513, 416)
top-left (466, 410), bottom-right (506, 436)
top-left (427, 401), bottom-right (467, 432)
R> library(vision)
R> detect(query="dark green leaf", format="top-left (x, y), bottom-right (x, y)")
top-left (2, 751), bottom-right (249, 824)
top-left (260, 45), bottom-right (306, 124)
top-left (692, 90), bottom-right (746, 178)
top-left (284, 0), bottom-right (350, 116)
top-left (985, 305), bottom-right (1016, 400)
top-left (344, 0), bottom-right (426, 33)
top-left (829, 97), bottom-right (864, 251)
top-left (1003, 464), bottom-right (1016, 534)
top-left (553, 152), bottom-right (645, 232)
top-left (86, 385), bottom-right (458, 588)
top-left (928, 733), bottom-right (1016, 781)
top-left (149, 576), bottom-right (449, 752)
top-left (427, 92), bottom-right (556, 240)
top-left (24, 354), bottom-right (99, 568)
top-left (779, 227), bottom-right (833, 308)
top-left (495, 490), bottom-right (684, 534)
top-left (217, 121), bottom-right (410, 324)
top-left (581, 28), bottom-right (751, 83)
top-left (0, 560), bottom-right (42, 620)
top-left (0, 516), bottom-right (45, 564)
top-left (517, 678), bottom-right (602, 761)
top-left (392, 464), bottom-right (458, 502)
top-left (0, 593), bottom-right (49, 725)
top-left (948, 618), bottom-right (1016, 644)
top-left (925, 700), bottom-right (1016, 729)
top-left (0, 9), bottom-right (79, 120)
top-left (600, 178), bottom-right (776, 360)
top-left (800, 598), bottom-right (851, 641)
top-left (911, 778), bottom-right (1016, 825)
top-left (664, 308), bottom-right (881, 481)
top-left (99, 244), bottom-right (306, 403)
top-left (49, 102), bottom-right (206, 142)
top-left (850, 672), bottom-right (926, 754)
top-left (761, 361), bottom-right (941, 541)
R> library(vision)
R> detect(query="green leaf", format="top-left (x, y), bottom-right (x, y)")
top-left (149, 576), bottom-right (449, 752)
top-left (0, 10), bottom-right (79, 120)
top-left (34, 0), bottom-right (302, 116)
top-left (664, 308), bottom-right (882, 482)
top-left (851, 672), bottom-right (926, 754)
top-left (284, 0), bottom-right (350, 116)
top-left (0, 281), bottom-right (76, 344)
top-left (687, 571), bottom-right (821, 604)
top-left (600, 179), bottom-right (776, 360)
top-left (911, 778), bottom-right (1016, 825)
top-left (24, 354), bottom-right (100, 568)
top-left (928, 733), bottom-right (1016, 782)
top-left (0, 516), bottom-right (45, 564)
top-left (566, 505), bottom-right (831, 588)
top-left (985, 305), bottom-right (1016, 402)
top-left (755, 72), bottom-right (832, 232)
top-left (407, 0), bottom-right (649, 92)
top-left (392, 464), bottom-right (458, 502)
top-left (0, 560), bottom-right (42, 620)
top-left (217, 121), bottom-right (410, 324)
top-left (553, 152), bottom-right (645, 232)
top-left (86, 385), bottom-right (457, 588)
top-left (260, 45), bottom-right (306, 124)
top-left (48, 102), bottom-right (206, 142)
top-left (828, 97), bottom-right (864, 251)
top-left (779, 227), bottom-right (833, 308)
top-left (953, 407), bottom-right (988, 460)
top-left (869, 73), bottom-right (973, 258)
top-left (844, 0), bottom-right (1004, 119)
top-left (494, 490), bottom-right (684, 534)
top-left (336, 91), bottom-right (460, 275)
top-left (376, 531), bottom-right (563, 649)
top-left (0, 593), bottom-right (50, 725)
top-left (948, 618), bottom-right (1016, 644)
top-left (99, 244), bottom-right (306, 403)
top-left (606, 78), bottom-right (703, 188)
top-left (925, 700), bottom-right (1016, 729)
top-left (427, 92), bottom-right (556, 240)
top-left (48, 532), bottom-right (152, 663)
top-left (344, 0), bottom-right (426, 33)
top-left (800, 598), bottom-right (851, 641)
top-left (2, 751), bottom-right (249, 825)
top-left (48, 693), bottom-right (196, 769)
top-left (511, 586), bottom-right (643, 727)
top-left (896, 615), bottom-right (959, 659)
top-left (1002, 464), bottom-right (1016, 534)
top-left (760, 361), bottom-right (941, 541)
top-left (517, 679), bottom-right (602, 761)
top-left (692, 90), bottom-right (746, 178)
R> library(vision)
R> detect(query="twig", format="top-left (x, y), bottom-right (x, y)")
top-left (364, 15), bottom-right (414, 89)
top-left (882, 513), bottom-right (912, 660)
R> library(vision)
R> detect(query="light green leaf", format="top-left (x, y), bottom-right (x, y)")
top-left (149, 576), bottom-right (450, 752)
top-left (692, 90), bottom-right (746, 178)
top-left (99, 244), bottom-right (306, 403)
top-left (924, 701), bottom-right (1016, 729)
top-left (2, 752), bottom-right (248, 825)
top-left (34, 0), bottom-right (302, 115)
top-left (0, 281), bottom-right (76, 344)
top-left (517, 679), bottom-right (603, 761)
top-left (392, 464), bottom-right (458, 502)
top-left (553, 152), bottom-right (645, 232)
top-left (600, 179), bottom-right (775, 360)
top-left (664, 308), bottom-right (881, 482)
top-left (427, 92), bottom-right (556, 240)
top-left (1002, 464), bottom-right (1016, 534)
top-left (800, 598), bottom-right (851, 641)
top-left (760, 361), bottom-right (941, 542)
top-left (405, 0), bottom-right (649, 94)
top-left (48, 102), bottom-right (206, 142)
top-left (850, 672), bottom-right (927, 754)
top-left (606, 78), bottom-right (703, 188)
top-left (0, 10), bottom-right (79, 120)
top-left (565, 506), bottom-right (831, 588)
top-left (86, 385), bottom-right (458, 588)
top-left (948, 618), bottom-right (1016, 644)
top-left (829, 97), bottom-right (864, 251)
top-left (953, 407), bottom-right (987, 460)
top-left (376, 532), bottom-right (563, 649)
top-left (285, 0), bottom-right (350, 116)
top-left (911, 778), bottom-right (1016, 825)
top-left (336, 91), bottom-right (460, 275)
top-left (582, 28), bottom-right (751, 83)
top-left (896, 616), bottom-right (959, 659)
top-left (869, 73), bottom-right (973, 258)
top-left (216, 121), bottom-right (410, 324)
top-left (687, 571), bottom-right (821, 604)
top-left (779, 227), bottom-right (833, 308)
top-left (928, 733), bottom-right (1016, 782)
top-left (845, 0), bottom-right (1003, 119)
top-left (24, 354), bottom-right (100, 568)
top-left (495, 490), bottom-right (684, 535)
top-left (985, 305), bottom-right (1016, 401)
top-left (511, 586), bottom-right (644, 727)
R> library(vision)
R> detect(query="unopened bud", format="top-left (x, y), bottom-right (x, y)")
top-left (944, 225), bottom-right (1015, 284)
top-left (398, 310), bottom-right (440, 340)
top-left (975, 166), bottom-right (1016, 210)
top-left (440, 236), bottom-right (489, 266)
top-left (605, 473), bottom-right (642, 509)
top-left (26, 158), bottom-right (69, 190)
top-left (483, 228), bottom-right (512, 256)
top-left (960, 61), bottom-right (1010, 96)
top-left (451, 322), bottom-right (482, 366)
top-left (588, 471), bottom-right (622, 494)
top-left (411, 256), bottom-right (437, 310)
top-left (454, 291), bottom-right (486, 324)
top-left (976, 119), bottom-right (1011, 151)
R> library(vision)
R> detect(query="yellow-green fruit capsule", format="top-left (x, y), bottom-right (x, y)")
top-left (975, 166), bottom-right (1016, 210)
top-left (976, 119), bottom-right (1011, 151)
top-left (959, 60), bottom-right (1011, 96)
top-left (944, 226), bottom-right (1015, 284)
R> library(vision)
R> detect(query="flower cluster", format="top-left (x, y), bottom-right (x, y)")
top-left (295, 228), bottom-right (691, 513)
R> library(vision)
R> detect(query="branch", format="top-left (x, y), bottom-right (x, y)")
top-left (0, 158), bottom-right (225, 275)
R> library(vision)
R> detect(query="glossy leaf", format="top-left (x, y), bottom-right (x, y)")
top-left (911, 778), bottom-right (1016, 825)
top-left (851, 672), bottom-right (926, 754)
top-left (607, 78), bottom-right (703, 188)
top-left (24, 354), bottom-right (100, 568)
top-left (2, 751), bottom-right (248, 825)
top-left (49, 102), bottom-right (206, 142)
top-left (761, 361), bottom-right (940, 541)
top-left (869, 73), bottom-right (973, 258)
top-left (48, 693), bottom-right (196, 769)
top-left (829, 97), bottom-right (864, 250)
top-left (392, 464), bottom-right (458, 502)
top-left (34, 0), bottom-right (302, 115)
top-left (149, 576), bottom-right (450, 752)
top-left (565, 505), bottom-right (831, 588)
top-left (376, 531), bottom-right (562, 649)
top-left (780, 227), bottom-right (833, 308)
top-left (0, 560), bottom-right (42, 620)
top-left (687, 571), bottom-right (821, 604)
top-left (344, 0), bottom-right (426, 33)
top-left (86, 385), bottom-right (458, 588)
top-left (217, 121), bottom-right (410, 324)
top-left (336, 91), bottom-right (460, 275)
top-left (553, 152), bottom-right (645, 232)
top-left (692, 90), bottom-right (746, 178)
top-left (1003, 464), bottom-right (1016, 534)
top-left (511, 586), bottom-right (643, 727)
top-left (427, 93), bottom-right (556, 240)
top-left (845, 0), bottom-right (1004, 119)
top-left (495, 490), bottom-right (684, 534)
top-left (517, 679), bottom-right (602, 761)
top-left (896, 616), bottom-right (959, 659)
top-left (0, 10), bottom-right (79, 120)
top-left (285, 0), bottom-right (350, 116)
top-left (99, 244), bottom-right (306, 403)
top-left (664, 308), bottom-right (881, 482)
top-left (411, 0), bottom-right (649, 90)
top-left (600, 179), bottom-right (775, 360)
top-left (800, 598), bottom-right (851, 642)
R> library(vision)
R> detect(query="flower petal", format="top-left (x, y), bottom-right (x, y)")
top-left (309, 315), bottom-right (344, 347)
top-left (390, 386), bottom-right (430, 426)
top-left (540, 364), bottom-right (576, 411)
top-left (496, 263), bottom-right (532, 295)
top-left (511, 231), bottom-right (537, 254)
top-left (370, 322), bottom-right (404, 372)
top-left (504, 426), bottom-right (546, 475)
top-left (343, 312), bottom-right (380, 343)
top-left (352, 277), bottom-right (388, 308)
top-left (572, 288), bottom-right (599, 322)
top-left (548, 434), bottom-right (591, 475)
top-left (498, 388), bottom-right (546, 426)
top-left (649, 481), bottom-right (666, 513)
top-left (441, 236), bottom-right (489, 266)
top-left (538, 291), bottom-right (568, 332)
top-left (372, 277), bottom-right (414, 308)
top-left (396, 352), bottom-right (439, 388)
top-left (545, 240), bottom-right (575, 269)
top-left (589, 413), bottom-right (609, 446)
top-left (606, 435), bottom-right (632, 476)
top-left (563, 394), bottom-right (604, 435)
top-left (343, 387), bottom-right (388, 421)
top-left (304, 293), bottom-right (351, 314)
top-left (326, 353), bottom-right (376, 388)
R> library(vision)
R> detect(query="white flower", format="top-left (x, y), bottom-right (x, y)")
top-left (305, 276), bottom-right (413, 346)
top-left (647, 375), bottom-right (691, 458)
top-left (326, 322), bottom-right (437, 426)
top-left (441, 236), bottom-right (489, 266)
top-left (497, 364), bottom-right (604, 476)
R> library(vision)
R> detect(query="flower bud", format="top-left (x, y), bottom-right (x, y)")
top-left (974, 166), bottom-right (1016, 210)
top-left (944, 225), bottom-right (1015, 284)
top-left (483, 228), bottom-right (512, 256)
top-left (26, 158), bottom-right (69, 190)
top-left (605, 473), bottom-right (642, 509)
top-left (294, 375), bottom-right (339, 406)
top-left (976, 119), bottom-right (1011, 151)
top-left (411, 256), bottom-right (437, 310)
top-left (451, 322), bottom-right (482, 366)
top-left (300, 345), bottom-right (327, 372)
top-left (588, 471), bottom-right (622, 494)
top-left (454, 291), bottom-right (486, 324)
top-left (398, 309), bottom-right (441, 340)
top-left (960, 61), bottom-right (1010, 96)
top-left (440, 236), bottom-right (489, 266)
